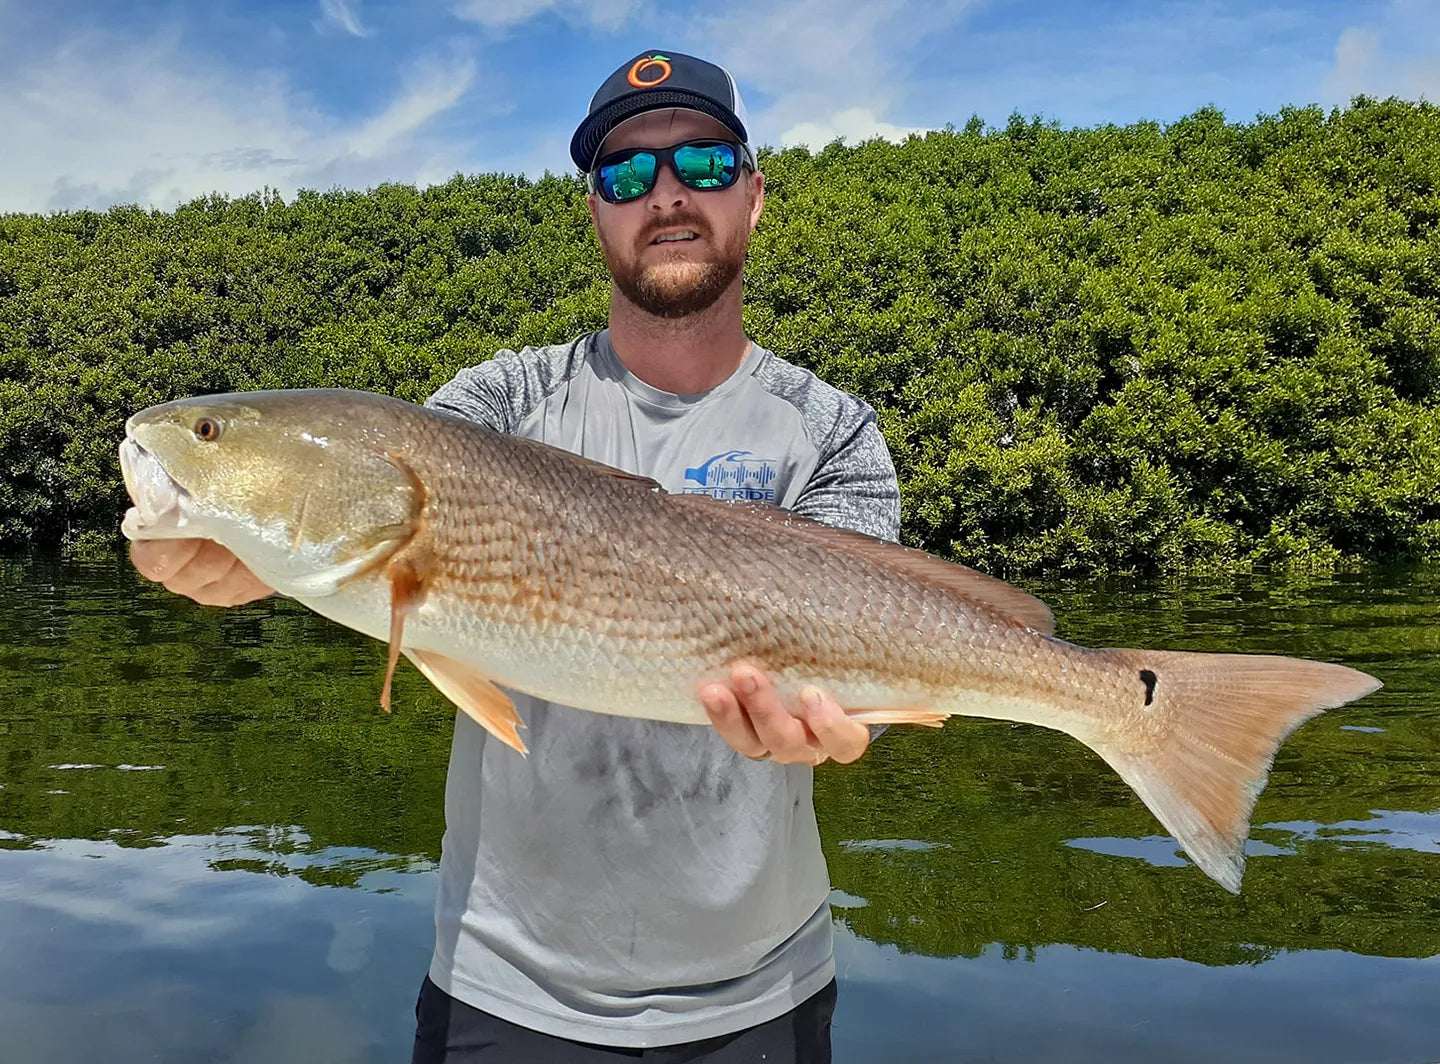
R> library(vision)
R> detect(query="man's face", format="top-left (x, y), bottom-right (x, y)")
top-left (588, 108), bottom-right (764, 319)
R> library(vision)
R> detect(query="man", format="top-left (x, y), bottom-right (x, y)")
top-left (131, 50), bottom-right (900, 1063)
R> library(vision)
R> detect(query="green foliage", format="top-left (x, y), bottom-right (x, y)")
top-left (3, 98), bottom-right (1438, 574)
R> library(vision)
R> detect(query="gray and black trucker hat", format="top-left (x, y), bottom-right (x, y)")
top-left (569, 50), bottom-right (753, 170)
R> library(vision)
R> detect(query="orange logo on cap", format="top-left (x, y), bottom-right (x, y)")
top-left (627, 54), bottom-right (672, 88)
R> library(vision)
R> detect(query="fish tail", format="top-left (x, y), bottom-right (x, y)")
top-left (1093, 650), bottom-right (1380, 892)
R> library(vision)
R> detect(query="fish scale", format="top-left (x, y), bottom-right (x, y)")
top-left (120, 387), bottom-right (1382, 892)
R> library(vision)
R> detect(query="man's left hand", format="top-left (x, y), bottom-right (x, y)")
top-left (700, 663), bottom-right (870, 766)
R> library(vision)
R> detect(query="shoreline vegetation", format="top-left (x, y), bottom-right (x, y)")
top-left (1, 98), bottom-right (1436, 575)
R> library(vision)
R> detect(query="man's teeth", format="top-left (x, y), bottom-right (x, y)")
top-left (653, 232), bottom-right (698, 243)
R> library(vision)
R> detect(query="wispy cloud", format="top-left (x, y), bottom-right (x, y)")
top-left (450, 0), bottom-right (644, 34)
top-left (687, 0), bottom-right (978, 149)
top-left (0, 30), bottom-right (488, 213)
top-left (342, 50), bottom-right (478, 158)
top-left (1321, 0), bottom-right (1440, 104)
top-left (317, 0), bottom-right (369, 38)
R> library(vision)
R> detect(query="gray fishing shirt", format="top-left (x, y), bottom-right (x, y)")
top-left (423, 329), bottom-right (900, 1047)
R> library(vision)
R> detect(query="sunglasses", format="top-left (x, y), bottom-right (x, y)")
top-left (588, 139), bottom-right (756, 203)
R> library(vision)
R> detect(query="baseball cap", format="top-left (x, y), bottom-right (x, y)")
top-left (569, 50), bottom-right (753, 170)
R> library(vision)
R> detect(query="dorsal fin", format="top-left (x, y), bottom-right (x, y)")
top-left (668, 496), bottom-right (1054, 635)
top-left (503, 433), bottom-right (664, 491)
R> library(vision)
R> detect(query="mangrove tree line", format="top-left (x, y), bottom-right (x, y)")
top-left (1, 97), bottom-right (1437, 574)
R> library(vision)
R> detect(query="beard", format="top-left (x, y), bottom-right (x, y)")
top-left (600, 209), bottom-right (748, 319)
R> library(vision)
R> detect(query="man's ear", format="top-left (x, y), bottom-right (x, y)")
top-left (747, 170), bottom-right (765, 231)
top-left (586, 192), bottom-right (600, 228)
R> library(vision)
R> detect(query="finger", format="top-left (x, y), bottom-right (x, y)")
top-left (733, 664), bottom-right (812, 762)
top-left (192, 564), bottom-right (273, 607)
top-left (130, 538), bottom-right (203, 582)
top-left (195, 552), bottom-right (274, 606)
top-left (159, 540), bottom-right (244, 598)
top-left (235, 568), bottom-right (276, 604)
top-left (700, 682), bottom-right (767, 759)
top-left (143, 540), bottom-right (273, 606)
top-left (799, 687), bottom-right (869, 764)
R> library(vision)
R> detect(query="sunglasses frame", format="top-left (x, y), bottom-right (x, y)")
top-left (587, 138), bottom-right (758, 203)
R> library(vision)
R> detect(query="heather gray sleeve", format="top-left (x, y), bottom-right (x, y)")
top-left (425, 336), bottom-right (590, 432)
top-left (790, 404), bottom-right (900, 544)
top-left (755, 356), bottom-right (901, 543)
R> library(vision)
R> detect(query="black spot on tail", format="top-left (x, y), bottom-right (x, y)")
top-left (1139, 669), bottom-right (1158, 706)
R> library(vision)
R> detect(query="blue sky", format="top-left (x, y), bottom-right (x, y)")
top-left (2, 0), bottom-right (1437, 213)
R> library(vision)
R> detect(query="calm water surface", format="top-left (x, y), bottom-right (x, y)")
top-left (1, 556), bottom-right (1437, 1063)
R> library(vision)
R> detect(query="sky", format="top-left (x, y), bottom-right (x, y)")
top-left (1, 0), bottom-right (1437, 213)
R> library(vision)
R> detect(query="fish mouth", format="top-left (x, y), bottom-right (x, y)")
top-left (119, 436), bottom-right (193, 540)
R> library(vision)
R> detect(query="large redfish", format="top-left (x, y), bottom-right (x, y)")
top-left (119, 388), bottom-right (1380, 892)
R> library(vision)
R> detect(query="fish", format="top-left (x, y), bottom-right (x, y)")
top-left (119, 388), bottom-right (1381, 892)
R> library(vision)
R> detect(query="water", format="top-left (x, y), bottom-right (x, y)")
top-left (1, 556), bottom-right (1437, 1063)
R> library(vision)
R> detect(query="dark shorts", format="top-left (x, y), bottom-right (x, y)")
top-left (411, 975), bottom-right (836, 1063)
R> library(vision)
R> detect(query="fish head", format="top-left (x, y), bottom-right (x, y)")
top-left (120, 390), bottom-right (421, 597)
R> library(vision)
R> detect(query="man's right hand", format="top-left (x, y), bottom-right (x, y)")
top-left (129, 538), bottom-right (275, 606)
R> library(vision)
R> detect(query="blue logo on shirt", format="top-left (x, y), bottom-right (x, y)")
top-left (682, 449), bottom-right (779, 501)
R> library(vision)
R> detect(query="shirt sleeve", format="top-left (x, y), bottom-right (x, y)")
top-left (789, 400), bottom-right (902, 544)
top-left (425, 358), bottom-right (516, 432)
top-left (425, 337), bottom-right (588, 433)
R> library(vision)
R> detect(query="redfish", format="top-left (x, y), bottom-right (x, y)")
top-left (119, 389), bottom-right (1381, 892)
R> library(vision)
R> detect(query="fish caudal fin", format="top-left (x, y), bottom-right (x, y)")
top-left (1094, 650), bottom-right (1380, 892)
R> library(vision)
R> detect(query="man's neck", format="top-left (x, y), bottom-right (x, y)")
top-left (607, 283), bottom-right (751, 395)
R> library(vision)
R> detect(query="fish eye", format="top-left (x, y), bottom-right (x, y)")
top-left (193, 417), bottom-right (222, 442)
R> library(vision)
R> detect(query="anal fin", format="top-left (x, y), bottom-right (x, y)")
top-left (846, 708), bottom-right (948, 728)
top-left (406, 649), bottom-right (528, 755)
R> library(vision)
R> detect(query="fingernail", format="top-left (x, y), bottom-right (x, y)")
top-left (800, 688), bottom-right (822, 710)
top-left (739, 671), bottom-right (758, 695)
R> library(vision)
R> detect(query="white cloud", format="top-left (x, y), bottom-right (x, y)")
top-left (0, 31), bottom-right (488, 213)
top-left (1321, 0), bottom-right (1440, 104)
top-left (780, 106), bottom-right (927, 149)
top-left (317, 0), bottom-right (368, 38)
top-left (687, 0), bottom-right (976, 149)
top-left (450, 0), bottom-right (643, 33)
top-left (342, 51), bottom-right (477, 158)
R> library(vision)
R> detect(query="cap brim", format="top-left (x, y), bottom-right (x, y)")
top-left (570, 90), bottom-right (750, 170)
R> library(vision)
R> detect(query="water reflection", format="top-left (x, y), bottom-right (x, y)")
top-left (0, 829), bottom-right (435, 1064)
top-left (1, 555), bottom-right (1438, 1061)
top-left (1263, 809), bottom-right (1440, 855)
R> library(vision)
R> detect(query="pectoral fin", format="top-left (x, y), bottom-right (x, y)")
top-left (406, 649), bottom-right (528, 755)
top-left (380, 555), bottom-right (430, 712)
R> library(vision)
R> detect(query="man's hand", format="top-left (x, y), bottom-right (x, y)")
top-left (700, 663), bottom-right (870, 766)
top-left (129, 538), bottom-right (275, 606)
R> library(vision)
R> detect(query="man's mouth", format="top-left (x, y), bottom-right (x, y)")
top-left (650, 231), bottom-right (700, 245)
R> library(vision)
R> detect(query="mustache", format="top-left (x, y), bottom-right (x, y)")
top-left (638, 212), bottom-right (711, 246)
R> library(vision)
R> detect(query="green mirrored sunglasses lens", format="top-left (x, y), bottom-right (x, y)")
top-left (600, 153), bottom-right (657, 201)
top-left (673, 143), bottom-right (737, 188)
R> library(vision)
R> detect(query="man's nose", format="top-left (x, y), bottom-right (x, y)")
top-left (646, 161), bottom-right (690, 209)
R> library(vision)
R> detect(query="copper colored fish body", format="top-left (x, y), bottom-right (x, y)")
top-left (120, 388), bottom-right (1382, 892)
